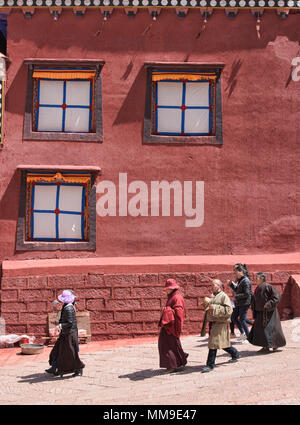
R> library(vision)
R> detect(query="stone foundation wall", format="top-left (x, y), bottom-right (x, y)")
top-left (1, 269), bottom-right (299, 342)
top-left (290, 275), bottom-right (300, 318)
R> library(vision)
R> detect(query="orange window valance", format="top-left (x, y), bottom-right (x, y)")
top-left (32, 70), bottom-right (96, 80)
top-left (27, 172), bottom-right (91, 185)
top-left (152, 72), bottom-right (217, 82)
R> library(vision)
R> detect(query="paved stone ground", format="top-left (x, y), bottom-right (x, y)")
top-left (0, 320), bottom-right (299, 405)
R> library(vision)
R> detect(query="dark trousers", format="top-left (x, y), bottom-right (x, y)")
top-left (206, 346), bottom-right (239, 369)
top-left (231, 305), bottom-right (251, 337)
top-left (230, 314), bottom-right (253, 334)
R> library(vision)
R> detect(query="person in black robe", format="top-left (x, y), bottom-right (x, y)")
top-left (158, 279), bottom-right (189, 373)
top-left (248, 272), bottom-right (286, 353)
top-left (46, 290), bottom-right (85, 377)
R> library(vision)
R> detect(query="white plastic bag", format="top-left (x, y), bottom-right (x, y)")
top-left (0, 334), bottom-right (36, 347)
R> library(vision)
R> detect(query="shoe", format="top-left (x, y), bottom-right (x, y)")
top-left (54, 370), bottom-right (64, 377)
top-left (257, 347), bottom-right (270, 354)
top-left (163, 368), bottom-right (176, 374)
top-left (72, 369), bottom-right (83, 377)
top-left (272, 347), bottom-right (279, 352)
top-left (237, 334), bottom-right (246, 341)
top-left (228, 353), bottom-right (241, 363)
top-left (175, 365), bottom-right (186, 372)
top-left (45, 367), bottom-right (57, 374)
top-left (201, 366), bottom-right (214, 373)
top-left (230, 333), bottom-right (237, 339)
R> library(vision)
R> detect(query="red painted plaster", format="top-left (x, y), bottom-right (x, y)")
top-left (1, 252), bottom-right (300, 276)
top-left (0, 9), bottom-right (299, 260)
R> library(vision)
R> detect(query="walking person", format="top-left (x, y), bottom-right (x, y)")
top-left (46, 290), bottom-right (85, 377)
top-left (202, 279), bottom-right (240, 373)
top-left (248, 273), bottom-right (286, 353)
top-left (230, 296), bottom-right (253, 338)
top-left (158, 279), bottom-right (189, 374)
top-left (229, 263), bottom-right (252, 343)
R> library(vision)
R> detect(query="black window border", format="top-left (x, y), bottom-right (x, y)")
top-left (23, 59), bottom-right (104, 143)
top-left (16, 166), bottom-right (100, 251)
top-left (143, 62), bottom-right (225, 146)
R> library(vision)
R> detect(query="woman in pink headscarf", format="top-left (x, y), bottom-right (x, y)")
top-left (46, 290), bottom-right (85, 377)
top-left (158, 279), bottom-right (189, 374)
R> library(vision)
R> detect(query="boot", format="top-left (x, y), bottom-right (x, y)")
top-left (72, 369), bottom-right (83, 377)
top-left (228, 352), bottom-right (241, 363)
top-left (257, 347), bottom-right (270, 354)
top-left (45, 366), bottom-right (57, 374)
top-left (163, 368), bottom-right (176, 374)
top-left (201, 366), bottom-right (214, 373)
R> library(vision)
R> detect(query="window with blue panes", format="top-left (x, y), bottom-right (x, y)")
top-left (152, 73), bottom-right (216, 136)
top-left (32, 70), bottom-right (96, 133)
top-left (30, 183), bottom-right (85, 241)
top-left (25, 172), bottom-right (92, 243)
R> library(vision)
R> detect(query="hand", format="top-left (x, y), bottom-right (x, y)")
top-left (55, 325), bottom-right (61, 333)
top-left (208, 304), bottom-right (214, 311)
top-left (202, 297), bottom-right (212, 309)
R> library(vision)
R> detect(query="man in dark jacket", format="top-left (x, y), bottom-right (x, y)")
top-left (248, 273), bottom-right (286, 353)
top-left (229, 263), bottom-right (252, 343)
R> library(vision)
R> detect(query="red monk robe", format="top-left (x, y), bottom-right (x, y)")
top-left (158, 287), bottom-right (188, 371)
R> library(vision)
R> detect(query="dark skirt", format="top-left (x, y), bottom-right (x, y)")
top-left (49, 331), bottom-right (85, 373)
top-left (248, 309), bottom-right (286, 348)
top-left (158, 327), bottom-right (188, 369)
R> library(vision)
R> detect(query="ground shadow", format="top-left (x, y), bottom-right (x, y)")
top-left (118, 360), bottom-right (237, 380)
top-left (17, 372), bottom-right (75, 384)
top-left (217, 349), bottom-right (283, 359)
top-left (175, 360), bottom-right (235, 375)
top-left (195, 343), bottom-right (211, 348)
top-left (171, 365), bottom-right (203, 375)
top-left (118, 368), bottom-right (163, 381)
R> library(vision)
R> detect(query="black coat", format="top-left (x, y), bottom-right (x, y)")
top-left (230, 276), bottom-right (252, 306)
top-left (250, 281), bottom-right (280, 314)
top-left (49, 303), bottom-right (85, 373)
top-left (59, 304), bottom-right (78, 335)
top-left (248, 281), bottom-right (286, 348)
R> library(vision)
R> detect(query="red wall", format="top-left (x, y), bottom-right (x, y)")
top-left (2, 264), bottom-right (299, 341)
top-left (0, 8), bottom-right (299, 260)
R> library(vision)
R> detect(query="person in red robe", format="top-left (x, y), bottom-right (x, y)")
top-left (158, 279), bottom-right (189, 374)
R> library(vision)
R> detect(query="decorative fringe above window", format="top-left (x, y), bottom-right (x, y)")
top-left (26, 172), bottom-right (91, 185)
top-left (152, 72), bottom-right (217, 82)
top-left (32, 70), bottom-right (96, 80)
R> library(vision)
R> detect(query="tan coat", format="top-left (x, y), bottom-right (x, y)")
top-left (207, 291), bottom-right (233, 349)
